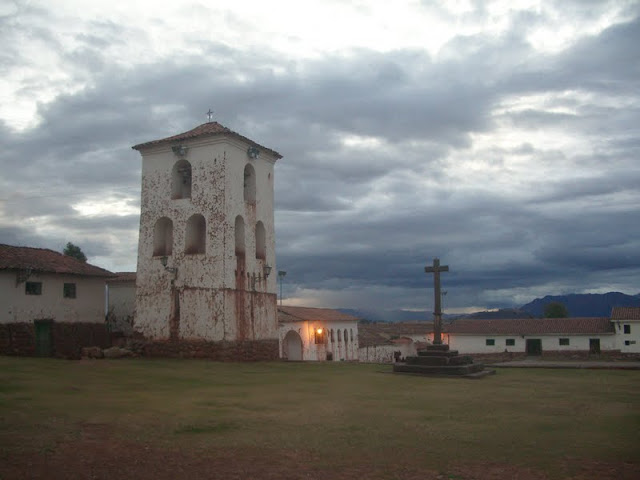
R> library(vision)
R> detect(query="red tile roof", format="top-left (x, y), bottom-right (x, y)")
top-left (278, 306), bottom-right (360, 323)
top-left (358, 322), bottom-right (433, 347)
top-left (132, 122), bottom-right (282, 159)
top-left (106, 272), bottom-right (137, 283)
top-left (611, 307), bottom-right (640, 320)
top-left (444, 317), bottom-right (614, 335)
top-left (0, 244), bottom-right (113, 277)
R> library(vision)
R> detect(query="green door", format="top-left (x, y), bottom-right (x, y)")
top-left (526, 338), bottom-right (542, 356)
top-left (34, 320), bottom-right (53, 357)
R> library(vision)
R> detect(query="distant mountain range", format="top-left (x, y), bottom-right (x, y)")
top-left (519, 292), bottom-right (640, 318)
top-left (342, 292), bottom-right (640, 322)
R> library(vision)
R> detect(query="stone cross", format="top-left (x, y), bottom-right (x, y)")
top-left (425, 258), bottom-right (449, 345)
top-left (206, 109), bottom-right (214, 122)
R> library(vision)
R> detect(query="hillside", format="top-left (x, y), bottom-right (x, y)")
top-left (520, 292), bottom-right (640, 318)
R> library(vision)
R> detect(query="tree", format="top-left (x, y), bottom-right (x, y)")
top-left (544, 301), bottom-right (569, 318)
top-left (63, 242), bottom-right (87, 263)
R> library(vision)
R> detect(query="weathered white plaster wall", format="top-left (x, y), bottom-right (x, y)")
top-left (279, 320), bottom-right (359, 361)
top-left (134, 135), bottom-right (278, 342)
top-left (614, 320), bottom-right (640, 352)
top-left (106, 281), bottom-right (136, 333)
top-left (446, 333), bottom-right (617, 354)
top-left (359, 343), bottom-right (417, 363)
top-left (1, 271), bottom-right (105, 324)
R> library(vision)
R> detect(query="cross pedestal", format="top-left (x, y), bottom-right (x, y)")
top-left (392, 258), bottom-right (495, 378)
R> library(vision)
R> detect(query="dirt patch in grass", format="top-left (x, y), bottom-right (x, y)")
top-left (1, 434), bottom-right (637, 480)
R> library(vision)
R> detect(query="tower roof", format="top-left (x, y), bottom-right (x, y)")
top-left (132, 122), bottom-right (282, 159)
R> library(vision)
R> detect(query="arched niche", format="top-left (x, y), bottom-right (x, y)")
top-left (172, 160), bottom-right (192, 199)
top-left (185, 214), bottom-right (206, 254)
top-left (153, 217), bottom-right (173, 256)
top-left (243, 164), bottom-right (256, 204)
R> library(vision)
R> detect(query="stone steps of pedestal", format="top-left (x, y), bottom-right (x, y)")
top-left (406, 355), bottom-right (473, 366)
top-left (417, 350), bottom-right (460, 357)
top-left (393, 362), bottom-right (487, 376)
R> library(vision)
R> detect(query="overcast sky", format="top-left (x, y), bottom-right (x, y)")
top-left (1, 0), bottom-right (638, 315)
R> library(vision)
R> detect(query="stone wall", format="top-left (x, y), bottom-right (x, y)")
top-left (53, 323), bottom-right (111, 359)
top-left (0, 322), bottom-right (111, 359)
top-left (0, 323), bottom-right (35, 356)
top-left (142, 338), bottom-right (279, 361)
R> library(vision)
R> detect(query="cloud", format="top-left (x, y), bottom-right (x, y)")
top-left (1, 1), bottom-right (638, 313)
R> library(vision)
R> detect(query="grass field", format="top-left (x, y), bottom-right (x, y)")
top-left (0, 357), bottom-right (638, 479)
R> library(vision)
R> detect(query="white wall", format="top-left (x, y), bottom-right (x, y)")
top-left (107, 281), bottom-right (136, 333)
top-left (279, 320), bottom-right (359, 361)
top-left (359, 342), bottom-right (417, 363)
top-left (614, 320), bottom-right (640, 353)
top-left (1, 271), bottom-right (106, 324)
top-left (447, 333), bottom-right (617, 354)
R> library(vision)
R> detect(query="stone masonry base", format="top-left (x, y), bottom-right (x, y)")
top-left (141, 338), bottom-right (280, 361)
top-left (0, 322), bottom-right (111, 359)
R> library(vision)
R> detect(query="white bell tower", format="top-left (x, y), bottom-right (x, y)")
top-left (132, 120), bottom-right (281, 356)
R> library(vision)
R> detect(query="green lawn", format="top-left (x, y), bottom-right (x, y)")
top-left (0, 357), bottom-right (638, 479)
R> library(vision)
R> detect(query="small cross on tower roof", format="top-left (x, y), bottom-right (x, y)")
top-left (206, 109), bottom-right (214, 122)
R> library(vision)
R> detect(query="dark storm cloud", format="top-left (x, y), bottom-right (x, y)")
top-left (1, 3), bottom-right (638, 310)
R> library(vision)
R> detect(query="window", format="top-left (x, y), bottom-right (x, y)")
top-left (623, 324), bottom-right (631, 334)
top-left (314, 328), bottom-right (325, 344)
top-left (344, 330), bottom-right (348, 343)
top-left (235, 216), bottom-right (245, 257)
top-left (153, 217), bottom-right (173, 256)
top-left (350, 328), bottom-right (354, 342)
top-left (331, 329), bottom-right (335, 343)
top-left (505, 338), bottom-right (515, 346)
top-left (255, 221), bottom-right (266, 260)
top-left (243, 164), bottom-right (256, 203)
top-left (485, 339), bottom-right (495, 346)
top-left (185, 214), bottom-right (206, 254)
top-left (171, 160), bottom-right (192, 199)
top-left (559, 338), bottom-right (570, 346)
top-left (625, 340), bottom-right (636, 346)
top-left (63, 283), bottom-right (76, 298)
top-left (337, 329), bottom-right (341, 342)
top-left (26, 282), bottom-right (42, 295)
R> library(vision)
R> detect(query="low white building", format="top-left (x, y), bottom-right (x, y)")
top-left (358, 322), bottom-right (432, 363)
top-left (612, 307), bottom-right (640, 353)
top-left (278, 306), bottom-right (359, 361)
top-left (0, 244), bottom-right (114, 357)
top-left (442, 317), bottom-right (617, 356)
top-left (0, 244), bottom-right (112, 326)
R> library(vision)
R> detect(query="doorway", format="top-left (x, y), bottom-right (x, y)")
top-left (283, 330), bottom-right (303, 361)
top-left (526, 338), bottom-right (542, 356)
top-left (34, 319), bottom-right (53, 357)
top-left (589, 338), bottom-right (601, 354)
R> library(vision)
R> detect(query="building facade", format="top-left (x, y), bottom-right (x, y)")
top-left (132, 122), bottom-right (281, 357)
top-left (278, 306), bottom-right (359, 361)
top-left (0, 244), bottom-right (113, 357)
top-left (358, 322), bottom-right (432, 363)
top-left (443, 317), bottom-right (617, 356)
top-left (612, 307), bottom-right (640, 353)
